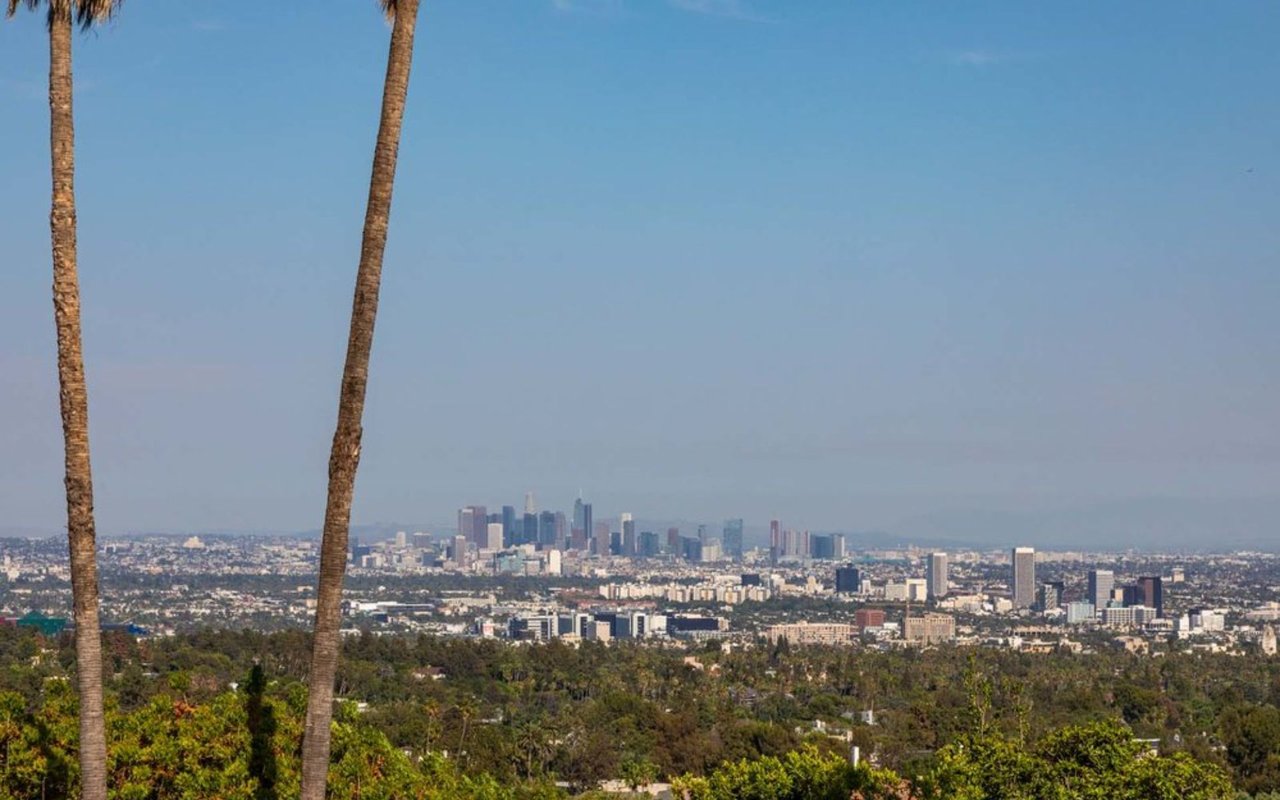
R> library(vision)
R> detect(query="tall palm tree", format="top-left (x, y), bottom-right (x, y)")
top-left (299, 1), bottom-right (422, 797)
top-left (6, 2), bottom-right (118, 799)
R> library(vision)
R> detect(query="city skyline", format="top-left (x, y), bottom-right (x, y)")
top-left (1, 2), bottom-right (1275, 797)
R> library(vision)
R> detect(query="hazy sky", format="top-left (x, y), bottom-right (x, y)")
top-left (2, 1), bottom-right (1278, 544)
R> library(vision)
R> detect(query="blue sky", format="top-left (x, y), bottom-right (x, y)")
top-left (1, 1), bottom-right (1278, 545)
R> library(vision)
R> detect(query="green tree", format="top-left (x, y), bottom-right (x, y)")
top-left (923, 720), bottom-right (1234, 800)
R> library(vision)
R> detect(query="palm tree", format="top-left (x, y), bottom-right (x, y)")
top-left (5, 2), bottom-right (118, 799)
top-left (298, 1), bottom-right (422, 797)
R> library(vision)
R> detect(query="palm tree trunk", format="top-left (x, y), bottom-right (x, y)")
top-left (298, 2), bottom-right (421, 797)
top-left (47, 7), bottom-right (108, 800)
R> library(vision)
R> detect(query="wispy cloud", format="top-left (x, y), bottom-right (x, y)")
top-left (945, 49), bottom-right (1012, 67)
top-left (551, 0), bottom-right (623, 16)
top-left (668, 0), bottom-right (772, 23)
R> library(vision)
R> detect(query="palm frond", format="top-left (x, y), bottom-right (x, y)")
top-left (74, 0), bottom-right (119, 30)
top-left (380, 0), bottom-right (396, 20)
top-left (6, 0), bottom-right (40, 20)
top-left (4, 0), bottom-right (119, 29)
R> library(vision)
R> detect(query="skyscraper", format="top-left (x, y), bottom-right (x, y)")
top-left (1087, 569), bottom-right (1114, 612)
top-left (621, 514), bottom-right (637, 557)
top-left (723, 518), bottom-right (744, 561)
top-left (572, 498), bottom-right (587, 547)
top-left (769, 519), bottom-right (781, 563)
top-left (485, 523), bottom-right (503, 551)
top-left (538, 510), bottom-right (557, 548)
top-left (502, 506), bottom-right (517, 547)
top-left (810, 533), bottom-right (844, 560)
top-left (927, 552), bottom-right (948, 601)
top-left (524, 491), bottom-right (536, 515)
top-left (458, 506), bottom-right (488, 547)
top-left (639, 530), bottom-right (659, 557)
top-left (835, 565), bottom-right (861, 594)
top-left (1012, 547), bottom-right (1036, 608)
top-left (1138, 576), bottom-right (1164, 617)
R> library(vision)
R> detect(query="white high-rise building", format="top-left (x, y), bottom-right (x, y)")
top-left (524, 491), bottom-right (536, 515)
top-left (395, 530), bottom-right (408, 548)
top-left (485, 523), bottom-right (503, 551)
top-left (1012, 547), bottom-right (1036, 609)
top-left (927, 552), bottom-right (948, 601)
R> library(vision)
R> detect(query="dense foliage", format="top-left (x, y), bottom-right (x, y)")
top-left (0, 625), bottom-right (1275, 797)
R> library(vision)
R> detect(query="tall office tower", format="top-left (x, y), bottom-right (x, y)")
top-left (524, 491), bottom-right (536, 515)
top-left (622, 515), bottom-right (637, 557)
top-left (1138, 576), bottom-right (1164, 617)
top-left (522, 512), bottom-right (537, 545)
top-left (502, 506), bottom-right (517, 546)
top-left (813, 533), bottom-right (846, 560)
top-left (538, 510), bottom-right (557, 548)
top-left (667, 527), bottom-right (680, 553)
top-left (810, 533), bottom-right (836, 559)
top-left (1087, 569), bottom-right (1114, 611)
top-left (555, 512), bottom-right (567, 546)
top-left (610, 530), bottom-right (623, 555)
top-left (810, 534), bottom-right (829, 559)
top-left (781, 529), bottom-right (794, 558)
top-left (593, 520), bottom-right (609, 553)
top-left (697, 524), bottom-right (708, 543)
top-left (451, 535), bottom-right (469, 566)
top-left (835, 565), bottom-right (861, 593)
top-left (639, 530), bottom-right (659, 557)
top-left (458, 507), bottom-right (478, 545)
top-left (769, 520), bottom-right (781, 562)
top-left (1012, 547), bottom-right (1036, 608)
top-left (927, 552), bottom-right (948, 601)
top-left (485, 523), bottom-right (503, 551)
top-left (471, 506), bottom-right (488, 544)
top-left (723, 519), bottom-right (745, 560)
top-left (572, 498), bottom-right (587, 546)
